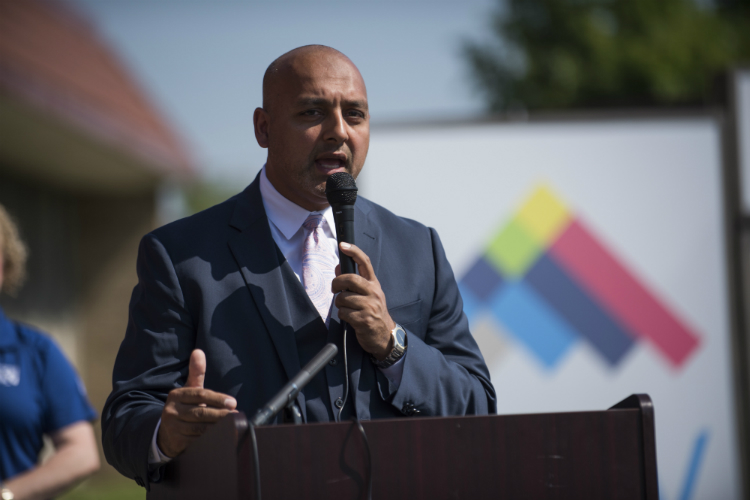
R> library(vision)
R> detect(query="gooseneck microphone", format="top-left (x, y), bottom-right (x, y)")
top-left (325, 172), bottom-right (358, 275)
top-left (251, 343), bottom-right (338, 426)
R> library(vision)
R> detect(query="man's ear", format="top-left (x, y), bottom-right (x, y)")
top-left (253, 107), bottom-right (270, 149)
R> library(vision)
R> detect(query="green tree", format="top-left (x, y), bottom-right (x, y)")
top-left (463, 0), bottom-right (750, 111)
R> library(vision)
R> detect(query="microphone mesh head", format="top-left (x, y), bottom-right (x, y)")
top-left (326, 172), bottom-right (358, 205)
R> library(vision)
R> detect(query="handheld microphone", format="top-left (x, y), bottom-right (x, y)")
top-left (325, 172), bottom-right (358, 275)
top-left (325, 172), bottom-right (358, 421)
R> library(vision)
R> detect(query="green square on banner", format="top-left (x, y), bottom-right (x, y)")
top-left (485, 218), bottom-right (543, 277)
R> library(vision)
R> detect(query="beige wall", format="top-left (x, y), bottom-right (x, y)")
top-left (77, 193), bottom-right (156, 423)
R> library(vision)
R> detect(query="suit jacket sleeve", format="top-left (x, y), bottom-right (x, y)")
top-left (383, 228), bottom-right (497, 416)
top-left (101, 233), bottom-right (195, 488)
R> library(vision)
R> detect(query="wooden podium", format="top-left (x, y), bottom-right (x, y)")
top-left (148, 394), bottom-right (658, 500)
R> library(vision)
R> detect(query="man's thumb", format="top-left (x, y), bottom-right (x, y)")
top-left (186, 349), bottom-right (206, 388)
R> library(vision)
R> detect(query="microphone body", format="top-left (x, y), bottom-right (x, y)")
top-left (251, 343), bottom-right (338, 426)
top-left (326, 172), bottom-right (359, 275)
top-left (324, 172), bottom-right (359, 420)
top-left (332, 204), bottom-right (356, 274)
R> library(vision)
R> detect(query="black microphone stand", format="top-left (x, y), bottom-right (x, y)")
top-left (247, 343), bottom-right (338, 500)
top-left (251, 343), bottom-right (338, 427)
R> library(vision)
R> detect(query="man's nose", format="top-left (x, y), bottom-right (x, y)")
top-left (323, 109), bottom-right (349, 143)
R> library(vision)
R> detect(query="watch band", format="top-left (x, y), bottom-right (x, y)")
top-left (372, 324), bottom-right (407, 368)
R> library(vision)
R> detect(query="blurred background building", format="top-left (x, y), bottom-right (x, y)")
top-left (0, 0), bottom-right (748, 499)
top-left (0, 0), bottom-right (191, 494)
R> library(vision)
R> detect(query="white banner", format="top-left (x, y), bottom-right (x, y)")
top-left (363, 117), bottom-right (740, 500)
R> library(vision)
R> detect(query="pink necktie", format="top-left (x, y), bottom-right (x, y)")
top-left (301, 213), bottom-right (337, 320)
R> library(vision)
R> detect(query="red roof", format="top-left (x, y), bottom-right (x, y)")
top-left (0, 0), bottom-right (192, 175)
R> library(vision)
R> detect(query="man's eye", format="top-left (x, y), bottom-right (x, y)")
top-left (347, 110), bottom-right (365, 119)
top-left (302, 109), bottom-right (322, 116)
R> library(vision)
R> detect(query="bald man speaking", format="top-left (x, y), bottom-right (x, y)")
top-left (102, 46), bottom-right (496, 487)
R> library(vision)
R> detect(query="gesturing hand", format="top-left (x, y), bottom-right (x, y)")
top-left (157, 349), bottom-right (237, 458)
top-left (332, 242), bottom-right (396, 360)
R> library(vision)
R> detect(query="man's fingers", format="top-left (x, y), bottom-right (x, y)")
top-left (337, 306), bottom-right (354, 322)
top-left (332, 274), bottom-right (370, 295)
top-left (335, 291), bottom-right (369, 311)
top-left (172, 403), bottom-right (236, 423)
top-left (185, 349), bottom-right (206, 388)
top-left (339, 242), bottom-right (375, 281)
top-left (172, 387), bottom-right (237, 409)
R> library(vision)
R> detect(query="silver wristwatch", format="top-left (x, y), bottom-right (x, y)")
top-left (372, 324), bottom-right (407, 368)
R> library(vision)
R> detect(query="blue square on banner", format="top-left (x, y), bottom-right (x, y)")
top-left (489, 281), bottom-right (577, 369)
top-left (460, 256), bottom-right (505, 302)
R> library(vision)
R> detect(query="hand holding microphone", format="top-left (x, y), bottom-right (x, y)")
top-left (334, 242), bottom-right (396, 360)
top-left (326, 173), bottom-right (396, 361)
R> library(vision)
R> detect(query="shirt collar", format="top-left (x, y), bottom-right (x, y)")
top-left (259, 165), bottom-right (337, 240)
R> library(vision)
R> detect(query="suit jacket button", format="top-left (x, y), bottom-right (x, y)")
top-left (335, 397), bottom-right (344, 409)
top-left (402, 402), bottom-right (415, 415)
top-left (329, 358), bottom-right (337, 366)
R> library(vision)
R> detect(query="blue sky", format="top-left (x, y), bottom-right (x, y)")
top-left (70, 0), bottom-right (500, 183)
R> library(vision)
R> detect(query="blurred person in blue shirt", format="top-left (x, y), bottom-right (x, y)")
top-left (0, 205), bottom-right (99, 500)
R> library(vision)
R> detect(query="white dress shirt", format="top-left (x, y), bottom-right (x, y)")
top-left (260, 165), bottom-right (339, 285)
top-left (149, 166), bottom-right (404, 467)
top-left (259, 166), bottom-right (404, 384)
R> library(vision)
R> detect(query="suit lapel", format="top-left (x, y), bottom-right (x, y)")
top-left (354, 200), bottom-right (381, 276)
top-left (227, 177), bottom-right (303, 392)
top-left (349, 201), bottom-right (381, 416)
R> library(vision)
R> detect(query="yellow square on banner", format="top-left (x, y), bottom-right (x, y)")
top-left (516, 185), bottom-right (571, 244)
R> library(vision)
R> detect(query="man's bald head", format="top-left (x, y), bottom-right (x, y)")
top-left (253, 45), bottom-right (370, 211)
top-left (262, 45), bottom-right (365, 112)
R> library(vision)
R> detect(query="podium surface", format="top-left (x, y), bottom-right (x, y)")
top-left (149, 394), bottom-right (657, 500)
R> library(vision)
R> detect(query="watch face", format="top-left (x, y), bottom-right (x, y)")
top-left (395, 326), bottom-right (406, 346)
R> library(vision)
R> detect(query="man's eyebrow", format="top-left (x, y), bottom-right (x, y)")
top-left (296, 97), bottom-right (327, 107)
top-left (296, 97), bottom-right (369, 110)
top-left (347, 100), bottom-right (369, 110)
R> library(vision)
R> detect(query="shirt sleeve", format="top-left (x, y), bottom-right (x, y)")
top-left (148, 418), bottom-right (173, 466)
top-left (377, 353), bottom-right (406, 390)
top-left (40, 337), bottom-right (97, 434)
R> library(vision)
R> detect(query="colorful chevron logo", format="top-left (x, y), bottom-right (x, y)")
top-left (459, 185), bottom-right (701, 370)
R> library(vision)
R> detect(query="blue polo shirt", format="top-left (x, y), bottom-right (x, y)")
top-left (0, 307), bottom-right (96, 481)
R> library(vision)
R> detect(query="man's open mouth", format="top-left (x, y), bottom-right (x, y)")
top-left (314, 154), bottom-right (348, 173)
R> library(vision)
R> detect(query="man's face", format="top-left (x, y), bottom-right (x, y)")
top-left (255, 50), bottom-right (370, 211)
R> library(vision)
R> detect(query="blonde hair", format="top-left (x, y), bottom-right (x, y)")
top-left (0, 204), bottom-right (27, 296)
